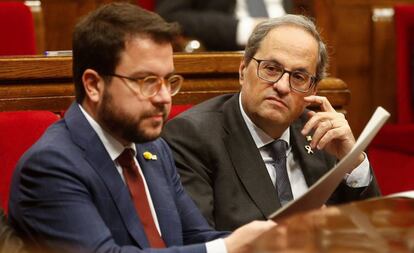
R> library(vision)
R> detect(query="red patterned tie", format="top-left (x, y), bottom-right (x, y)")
top-left (117, 148), bottom-right (166, 248)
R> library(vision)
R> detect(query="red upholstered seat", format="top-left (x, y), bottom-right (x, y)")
top-left (368, 5), bottom-right (414, 195)
top-left (0, 111), bottom-right (59, 213)
top-left (370, 124), bottom-right (414, 194)
top-left (0, 2), bottom-right (36, 56)
top-left (168, 104), bottom-right (193, 120)
top-left (0, 105), bottom-right (188, 213)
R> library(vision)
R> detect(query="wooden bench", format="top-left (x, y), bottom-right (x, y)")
top-left (0, 52), bottom-right (350, 114)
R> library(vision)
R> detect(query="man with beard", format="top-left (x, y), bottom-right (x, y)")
top-left (8, 3), bottom-right (276, 253)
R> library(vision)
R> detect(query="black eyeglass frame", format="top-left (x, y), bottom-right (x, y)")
top-left (105, 73), bottom-right (183, 98)
top-left (251, 57), bottom-right (318, 93)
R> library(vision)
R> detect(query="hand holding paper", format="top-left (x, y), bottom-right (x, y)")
top-left (269, 107), bottom-right (390, 222)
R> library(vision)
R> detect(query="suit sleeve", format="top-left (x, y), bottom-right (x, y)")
top-left (155, 0), bottom-right (239, 51)
top-left (328, 167), bottom-right (381, 205)
top-left (162, 117), bottom-right (217, 227)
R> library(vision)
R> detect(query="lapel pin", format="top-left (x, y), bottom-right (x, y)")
top-left (305, 145), bottom-right (314, 154)
top-left (143, 151), bottom-right (157, 160)
top-left (305, 135), bottom-right (314, 154)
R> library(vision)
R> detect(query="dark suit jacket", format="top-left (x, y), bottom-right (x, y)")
top-left (8, 103), bottom-right (226, 253)
top-left (162, 93), bottom-right (380, 231)
top-left (155, 0), bottom-right (292, 51)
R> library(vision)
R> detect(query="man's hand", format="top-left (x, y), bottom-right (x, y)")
top-left (224, 220), bottom-right (276, 253)
top-left (301, 95), bottom-right (364, 169)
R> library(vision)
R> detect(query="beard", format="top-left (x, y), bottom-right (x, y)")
top-left (98, 88), bottom-right (168, 143)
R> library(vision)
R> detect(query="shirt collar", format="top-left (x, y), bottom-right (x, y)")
top-left (238, 93), bottom-right (290, 149)
top-left (78, 104), bottom-right (136, 161)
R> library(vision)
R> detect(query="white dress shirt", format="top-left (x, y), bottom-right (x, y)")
top-left (238, 95), bottom-right (371, 199)
top-left (78, 104), bottom-right (226, 253)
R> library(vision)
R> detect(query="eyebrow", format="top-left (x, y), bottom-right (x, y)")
top-left (262, 59), bottom-right (311, 74)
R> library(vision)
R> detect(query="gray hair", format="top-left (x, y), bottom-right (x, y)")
top-left (244, 14), bottom-right (328, 81)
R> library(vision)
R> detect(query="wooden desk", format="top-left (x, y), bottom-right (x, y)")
top-left (254, 196), bottom-right (414, 253)
top-left (0, 52), bottom-right (350, 116)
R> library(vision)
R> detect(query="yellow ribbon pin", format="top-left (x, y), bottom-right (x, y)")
top-left (143, 151), bottom-right (157, 160)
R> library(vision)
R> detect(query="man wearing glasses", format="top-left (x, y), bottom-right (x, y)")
top-left (8, 3), bottom-right (277, 253)
top-left (163, 15), bottom-right (380, 231)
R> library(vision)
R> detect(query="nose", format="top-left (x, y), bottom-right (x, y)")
top-left (273, 72), bottom-right (291, 94)
top-left (152, 81), bottom-right (172, 104)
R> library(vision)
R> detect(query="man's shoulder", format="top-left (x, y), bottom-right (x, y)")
top-left (169, 93), bottom-right (237, 122)
top-left (19, 119), bottom-right (79, 167)
top-left (163, 94), bottom-right (238, 147)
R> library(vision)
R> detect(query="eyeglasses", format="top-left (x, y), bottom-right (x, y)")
top-left (106, 73), bottom-right (183, 98)
top-left (251, 57), bottom-right (317, 93)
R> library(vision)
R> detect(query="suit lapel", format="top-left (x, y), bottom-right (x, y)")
top-left (289, 112), bottom-right (333, 186)
top-left (65, 103), bottom-right (150, 248)
top-left (223, 94), bottom-right (281, 217)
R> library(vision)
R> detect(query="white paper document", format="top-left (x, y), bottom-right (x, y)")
top-left (386, 190), bottom-right (414, 199)
top-left (269, 107), bottom-right (391, 222)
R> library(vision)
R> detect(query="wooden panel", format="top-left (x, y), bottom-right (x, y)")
top-left (26, 1), bottom-right (45, 54)
top-left (313, 0), bottom-right (414, 136)
top-left (335, 6), bottom-right (373, 136)
top-left (0, 52), bottom-right (350, 115)
top-left (40, 0), bottom-right (135, 51)
top-left (371, 7), bottom-right (397, 123)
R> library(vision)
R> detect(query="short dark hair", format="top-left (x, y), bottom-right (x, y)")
top-left (72, 2), bottom-right (180, 103)
top-left (244, 15), bottom-right (328, 82)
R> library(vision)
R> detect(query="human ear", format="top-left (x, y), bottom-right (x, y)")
top-left (82, 69), bottom-right (103, 103)
top-left (239, 60), bottom-right (246, 83)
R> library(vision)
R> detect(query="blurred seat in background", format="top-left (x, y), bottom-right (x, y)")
top-left (369, 4), bottom-right (414, 195)
top-left (0, 1), bottom-right (36, 56)
top-left (0, 111), bottom-right (59, 213)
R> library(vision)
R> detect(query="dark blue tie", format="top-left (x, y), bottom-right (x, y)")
top-left (246, 0), bottom-right (268, 17)
top-left (268, 140), bottom-right (293, 206)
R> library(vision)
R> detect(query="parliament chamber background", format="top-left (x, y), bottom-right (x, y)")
top-left (0, 0), bottom-right (414, 251)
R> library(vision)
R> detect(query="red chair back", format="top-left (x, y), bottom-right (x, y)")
top-left (395, 4), bottom-right (414, 123)
top-left (0, 2), bottom-right (36, 56)
top-left (168, 104), bottom-right (193, 120)
top-left (0, 111), bottom-right (59, 213)
top-left (368, 5), bottom-right (414, 195)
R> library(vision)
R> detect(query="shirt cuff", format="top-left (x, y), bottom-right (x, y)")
top-left (236, 17), bottom-right (255, 46)
top-left (344, 152), bottom-right (371, 188)
top-left (206, 238), bottom-right (227, 253)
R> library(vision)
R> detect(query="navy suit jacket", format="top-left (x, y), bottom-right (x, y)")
top-left (9, 103), bottom-right (226, 253)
